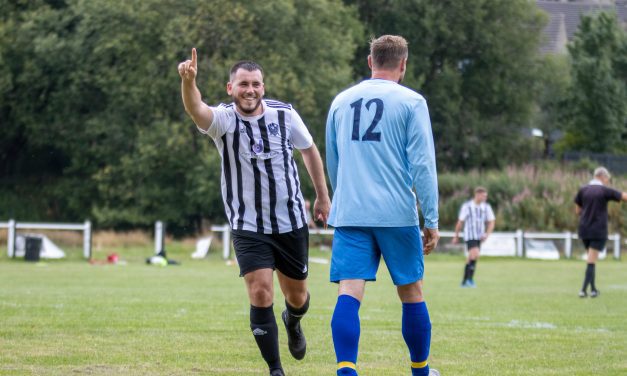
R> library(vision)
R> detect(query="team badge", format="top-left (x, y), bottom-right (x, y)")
top-left (267, 122), bottom-right (280, 136)
top-left (252, 139), bottom-right (264, 154)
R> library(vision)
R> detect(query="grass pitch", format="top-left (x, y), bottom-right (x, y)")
top-left (1, 245), bottom-right (626, 375)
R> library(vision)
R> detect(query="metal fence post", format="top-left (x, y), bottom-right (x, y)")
top-left (83, 220), bottom-right (92, 259)
top-left (613, 233), bottom-right (620, 260)
top-left (8, 219), bottom-right (16, 258)
top-left (155, 221), bottom-right (164, 254)
top-left (516, 229), bottom-right (524, 257)
top-left (564, 231), bottom-right (572, 259)
top-left (222, 227), bottom-right (231, 259)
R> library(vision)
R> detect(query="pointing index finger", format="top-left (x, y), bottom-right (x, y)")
top-left (191, 48), bottom-right (197, 67)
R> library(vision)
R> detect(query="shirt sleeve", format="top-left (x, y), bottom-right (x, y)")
top-left (406, 98), bottom-right (439, 229)
top-left (574, 189), bottom-right (583, 206)
top-left (289, 108), bottom-right (314, 150)
top-left (197, 105), bottom-right (233, 140)
top-left (605, 187), bottom-right (622, 202)
top-left (325, 106), bottom-right (339, 191)
top-left (458, 204), bottom-right (468, 221)
top-left (486, 204), bottom-right (496, 221)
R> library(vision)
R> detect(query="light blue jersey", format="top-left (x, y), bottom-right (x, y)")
top-left (325, 79), bottom-right (438, 228)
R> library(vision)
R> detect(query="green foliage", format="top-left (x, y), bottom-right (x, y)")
top-left (346, 0), bottom-right (547, 169)
top-left (562, 11), bottom-right (627, 153)
top-left (0, 0), bottom-right (362, 233)
top-left (531, 54), bottom-right (571, 158)
top-left (438, 164), bottom-right (626, 236)
top-left (2, 1), bottom-right (625, 234)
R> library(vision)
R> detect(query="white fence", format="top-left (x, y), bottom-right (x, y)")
top-left (182, 225), bottom-right (621, 260)
top-left (152, 221), bottom-right (231, 260)
top-left (0, 220), bottom-right (92, 259)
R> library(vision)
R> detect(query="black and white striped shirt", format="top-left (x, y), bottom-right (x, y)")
top-left (199, 99), bottom-right (313, 234)
top-left (458, 200), bottom-right (495, 241)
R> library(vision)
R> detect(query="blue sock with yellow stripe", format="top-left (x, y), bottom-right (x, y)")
top-left (402, 301), bottom-right (431, 376)
top-left (331, 294), bottom-right (360, 375)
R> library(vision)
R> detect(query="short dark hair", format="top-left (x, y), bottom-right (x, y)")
top-left (229, 61), bottom-right (264, 81)
top-left (370, 35), bottom-right (408, 70)
top-left (474, 186), bottom-right (488, 194)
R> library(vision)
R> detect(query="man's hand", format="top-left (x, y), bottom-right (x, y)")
top-left (451, 235), bottom-right (459, 245)
top-left (422, 228), bottom-right (440, 255)
top-left (313, 195), bottom-right (331, 229)
top-left (178, 48), bottom-right (198, 82)
top-left (480, 233), bottom-right (489, 242)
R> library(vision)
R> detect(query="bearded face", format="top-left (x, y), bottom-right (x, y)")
top-left (227, 69), bottom-right (265, 116)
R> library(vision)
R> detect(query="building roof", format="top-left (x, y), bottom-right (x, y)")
top-left (537, 0), bottom-right (627, 54)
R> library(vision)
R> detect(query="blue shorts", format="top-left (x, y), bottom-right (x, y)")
top-left (330, 226), bottom-right (424, 286)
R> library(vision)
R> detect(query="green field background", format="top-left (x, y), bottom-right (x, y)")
top-left (1, 244), bottom-right (626, 375)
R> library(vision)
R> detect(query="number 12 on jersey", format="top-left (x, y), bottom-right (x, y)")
top-left (350, 98), bottom-right (384, 142)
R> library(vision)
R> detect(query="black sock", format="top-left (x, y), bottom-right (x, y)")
top-left (588, 264), bottom-right (596, 291)
top-left (582, 263), bottom-right (594, 292)
top-left (468, 260), bottom-right (477, 280)
top-left (462, 264), bottom-right (470, 283)
top-left (250, 305), bottom-right (281, 371)
top-left (285, 292), bottom-right (310, 328)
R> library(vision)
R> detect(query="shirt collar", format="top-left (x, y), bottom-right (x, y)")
top-left (589, 179), bottom-right (604, 186)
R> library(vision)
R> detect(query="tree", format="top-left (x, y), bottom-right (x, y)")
top-left (562, 11), bottom-right (627, 154)
top-left (531, 54), bottom-right (571, 158)
top-left (0, 0), bottom-right (362, 233)
top-left (345, 0), bottom-right (547, 170)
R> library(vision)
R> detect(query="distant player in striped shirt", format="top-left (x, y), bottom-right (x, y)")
top-left (178, 49), bottom-right (330, 376)
top-left (452, 187), bottom-right (496, 288)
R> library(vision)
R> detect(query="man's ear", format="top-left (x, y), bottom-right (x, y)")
top-left (367, 55), bottom-right (373, 70)
top-left (226, 81), bottom-right (233, 96)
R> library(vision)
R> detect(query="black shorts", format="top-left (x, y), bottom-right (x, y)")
top-left (466, 240), bottom-right (481, 250)
top-left (232, 226), bottom-right (309, 280)
top-left (582, 238), bottom-right (606, 251)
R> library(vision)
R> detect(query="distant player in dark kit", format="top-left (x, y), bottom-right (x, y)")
top-left (452, 187), bottom-right (495, 288)
top-left (178, 49), bottom-right (331, 375)
top-left (575, 167), bottom-right (627, 298)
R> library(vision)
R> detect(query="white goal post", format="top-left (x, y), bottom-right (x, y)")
top-left (0, 220), bottom-right (92, 259)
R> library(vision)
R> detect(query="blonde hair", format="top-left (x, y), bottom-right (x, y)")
top-left (369, 35), bottom-right (408, 70)
top-left (474, 186), bottom-right (488, 194)
top-left (593, 166), bottom-right (611, 180)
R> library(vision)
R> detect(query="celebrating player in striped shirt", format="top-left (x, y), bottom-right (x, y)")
top-left (178, 49), bottom-right (330, 376)
top-left (452, 187), bottom-right (496, 288)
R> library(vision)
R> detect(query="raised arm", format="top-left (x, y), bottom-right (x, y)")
top-left (300, 144), bottom-right (331, 228)
top-left (178, 48), bottom-right (213, 131)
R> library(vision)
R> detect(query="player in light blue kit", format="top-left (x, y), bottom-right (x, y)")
top-left (326, 35), bottom-right (440, 376)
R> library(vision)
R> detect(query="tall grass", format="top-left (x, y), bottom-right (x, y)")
top-left (438, 164), bottom-right (626, 236)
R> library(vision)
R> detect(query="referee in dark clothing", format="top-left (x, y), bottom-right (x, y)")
top-left (574, 167), bottom-right (627, 298)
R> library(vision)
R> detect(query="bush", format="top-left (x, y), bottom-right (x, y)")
top-left (438, 163), bottom-right (626, 236)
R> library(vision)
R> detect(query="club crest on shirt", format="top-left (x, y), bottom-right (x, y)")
top-left (252, 139), bottom-right (264, 154)
top-left (267, 122), bottom-right (280, 137)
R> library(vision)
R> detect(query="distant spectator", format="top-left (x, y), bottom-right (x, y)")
top-left (575, 167), bottom-right (627, 298)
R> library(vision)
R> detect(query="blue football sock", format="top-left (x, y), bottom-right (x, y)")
top-left (402, 301), bottom-right (431, 376)
top-left (331, 294), bottom-right (361, 376)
